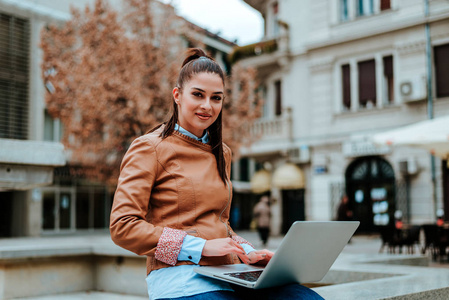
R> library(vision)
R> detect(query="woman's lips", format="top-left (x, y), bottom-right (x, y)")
top-left (196, 113), bottom-right (211, 120)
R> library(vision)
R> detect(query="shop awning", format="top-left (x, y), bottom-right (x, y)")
top-left (250, 169), bottom-right (271, 193)
top-left (272, 162), bottom-right (305, 189)
top-left (372, 115), bottom-right (449, 163)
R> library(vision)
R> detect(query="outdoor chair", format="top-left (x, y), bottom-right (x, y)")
top-left (400, 225), bottom-right (421, 254)
top-left (421, 224), bottom-right (438, 257)
top-left (378, 225), bottom-right (400, 254)
top-left (421, 224), bottom-right (449, 261)
top-left (435, 226), bottom-right (449, 262)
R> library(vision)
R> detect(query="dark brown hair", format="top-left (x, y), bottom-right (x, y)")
top-left (150, 48), bottom-right (227, 184)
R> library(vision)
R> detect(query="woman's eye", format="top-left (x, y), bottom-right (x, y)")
top-left (193, 92), bottom-right (203, 97)
top-left (212, 96), bottom-right (223, 101)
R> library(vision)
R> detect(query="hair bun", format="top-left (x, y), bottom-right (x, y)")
top-left (181, 48), bottom-right (212, 68)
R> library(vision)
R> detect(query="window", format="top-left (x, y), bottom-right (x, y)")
top-left (356, 0), bottom-right (374, 17)
top-left (42, 189), bottom-right (73, 230)
top-left (383, 56), bottom-right (394, 104)
top-left (239, 158), bottom-right (249, 182)
top-left (76, 190), bottom-right (90, 229)
top-left (59, 192), bottom-right (72, 229)
top-left (340, 55), bottom-right (394, 112)
top-left (42, 184), bottom-right (112, 232)
top-left (274, 80), bottom-right (282, 116)
top-left (380, 0), bottom-right (391, 11)
top-left (44, 109), bottom-right (63, 142)
top-left (342, 64), bottom-right (351, 110)
top-left (358, 59), bottom-right (376, 108)
top-left (0, 14), bottom-right (30, 140)
top-left (434, 43), bottom-right (449, 98)
top-left (340, 0), bottom-right (349, 21)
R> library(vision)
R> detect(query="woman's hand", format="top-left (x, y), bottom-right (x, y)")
top-left (247, 249), bottom-right (274, 266)
top-left (202, 238), bottom-right (249, 261)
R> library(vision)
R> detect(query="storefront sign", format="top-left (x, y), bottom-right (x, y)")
top-left (342, 140), bottom-right (391, 157)
top-left (313, 165), bottom-right (327, 174)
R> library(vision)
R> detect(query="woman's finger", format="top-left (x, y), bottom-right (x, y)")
top-left (237, 252), bottom-right (250, 264)
top-left (231, 240), bottom-right (245, 251)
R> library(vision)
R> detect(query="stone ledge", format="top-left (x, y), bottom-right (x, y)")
top-left (0, 139), bottom-right (65, 166)
top-left (0, 236), bottom-right (139, 261)
top-left (314, 253), bottom-right (449, 300)
top-left (382, 287), bottom-right (449, 300)
top-left (0, 138), bottom-right (66, 190)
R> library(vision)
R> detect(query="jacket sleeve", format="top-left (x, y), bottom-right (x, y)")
top-left (232, 234), bottom-right (254, 248)
top-left (223, 143), bottom-right (232, 180)
top-left (227, 222), bottom-right (254, 248)
top-left (110, 136), bottom-right (185, 263)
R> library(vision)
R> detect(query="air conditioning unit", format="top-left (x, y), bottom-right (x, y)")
top-left (399, 158), bottom-right (418, 175)
top-left (287, 145), bottom-right (310, 163)
top-left (400, 76), bottom-right (427, 103)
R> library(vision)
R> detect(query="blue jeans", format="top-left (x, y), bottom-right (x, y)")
top-left (159, 283), bottom-right (324, 300)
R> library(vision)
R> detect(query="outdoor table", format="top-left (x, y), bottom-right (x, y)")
top-left (394, 224), bottom-right (421, 254)
top-left (421, 223), bottom-right (449, 261)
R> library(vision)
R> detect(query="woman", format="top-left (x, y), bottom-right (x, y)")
top-left (110, 48), bottom-right (323, 300)
top-left (254, 192), bottom-right (272, 247)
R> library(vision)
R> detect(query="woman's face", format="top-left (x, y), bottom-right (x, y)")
top-left (173, 72), bottom-right (224, 138)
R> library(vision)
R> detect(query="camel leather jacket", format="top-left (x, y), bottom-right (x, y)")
top-left (110, 126), bottom-right (243, 275)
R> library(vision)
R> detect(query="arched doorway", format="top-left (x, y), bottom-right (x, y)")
top-left (345, 156), bottom-right (395, 233)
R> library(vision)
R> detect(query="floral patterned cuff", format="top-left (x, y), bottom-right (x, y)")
top-left (155, 227), bottom-right (187, 266)
top-left (232, 235), bottom-right (254, 248)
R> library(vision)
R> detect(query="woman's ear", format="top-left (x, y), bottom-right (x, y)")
top-left (173, 87), bottom-right (180, 105)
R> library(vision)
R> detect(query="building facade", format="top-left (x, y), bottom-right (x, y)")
top-left (235, 0), bottom-right (449, 234)
top-left (0, 0), bottom-right (235, 238)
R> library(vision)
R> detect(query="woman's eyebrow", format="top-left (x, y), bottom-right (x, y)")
top-left (191, 87), bottom-right (223, 95)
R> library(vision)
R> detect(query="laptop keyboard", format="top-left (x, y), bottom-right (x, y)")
top-left (224, 270), bottom-right (263, 282)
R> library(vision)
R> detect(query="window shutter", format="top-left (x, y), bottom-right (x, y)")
top-left (342, 64), bottom-right (351, 110)
top-left (275, 80), bottom-right (282, 116)
top-left (380, 0), bottom-right (391, 11)
top-left (0, 13), bottom-right (30, 140)
top-left (383, 56), bottom-right (393, 77)
top-left (358, 59), bottom-right (376, 107)
top-left (383, 56), bottom-right (394, 103)
top-left (434, 43), bottom-right (449, 98)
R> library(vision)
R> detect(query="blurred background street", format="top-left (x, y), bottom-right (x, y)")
top-left (1, 0), bottom-right (449, 299)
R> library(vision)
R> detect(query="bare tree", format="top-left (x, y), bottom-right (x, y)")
top-left (41, 0), bottom-right (262, 183)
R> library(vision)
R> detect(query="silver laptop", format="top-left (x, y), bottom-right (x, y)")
top-left (194, 221), bottom-right (359, 289)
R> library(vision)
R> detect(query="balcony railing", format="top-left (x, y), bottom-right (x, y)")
top-left (249, 108), bottom-right (293, 141)
top-left (229, 20), bottom-right (290, 64)
top-left (228, 39), bottom-right (278, 64)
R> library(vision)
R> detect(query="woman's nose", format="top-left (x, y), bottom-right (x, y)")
top-left (201, 98), bottom-right (212, 110)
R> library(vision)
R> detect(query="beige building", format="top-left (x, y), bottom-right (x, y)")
top-left (0, 0), bottom-right (235, 238)
top-left (233, 0), bottom-right (449, 234)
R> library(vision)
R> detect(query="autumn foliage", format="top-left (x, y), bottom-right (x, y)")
top-left (41, 0), bottom-right (262, 184)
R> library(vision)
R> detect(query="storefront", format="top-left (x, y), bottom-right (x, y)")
top-left (345, 156), bottom-right (396, 232)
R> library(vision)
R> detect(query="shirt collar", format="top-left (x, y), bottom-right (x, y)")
top-left (174, 124), bottom-right (210, 144)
